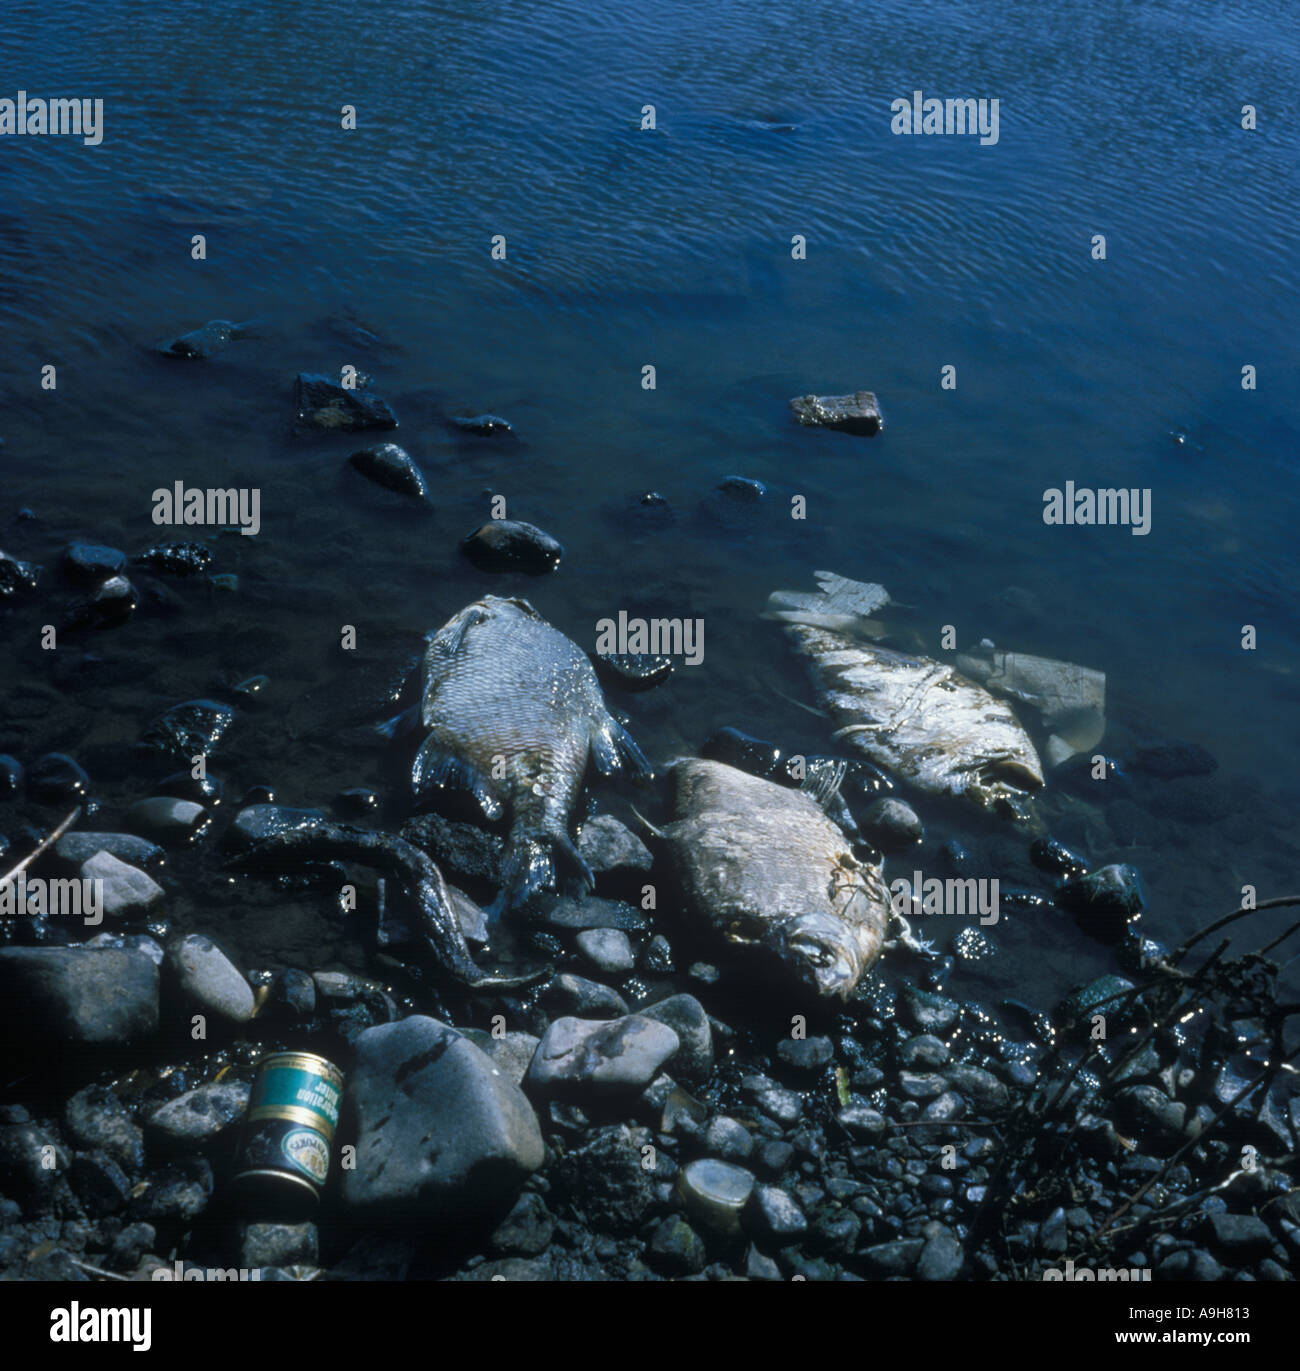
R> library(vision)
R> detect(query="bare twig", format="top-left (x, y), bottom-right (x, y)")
top-left (0, 807), bottom-right (82, 891)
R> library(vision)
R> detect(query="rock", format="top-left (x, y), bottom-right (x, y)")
top-left (899, 1071), bottom-right (947, 1102)
top-left (1029, 837), bottom-right (1088, 878)
top-left (753, 1139), bottom-right (796, 1177)
top-left (240, 1222), bottom-right (318, 1269)
top-left (640, 934), bottom-right (674, 975)
top-left (753, 1086), bottom-right (802, 1127)
top-left (1056, 974), bottom-right (1136, 1035)
top-left (108, 1223), bottom-right (155, 1270)
top-left (703, 1115), bottom-right (754, 1163)
top-left (534, 894), bottom-right (650, 933)
top-left (944, 1064), bottom-right (1010, 1112)
top-left (789, 390), bottom-right (883, 435)
top-left (69, 1150), bottom-right (132, 1215)
top-left (342, 1017), bottom-right (543, 1219)
top-left (79, 852), bottom-right (164, 918)
top-left (146, 1083), bottom-right (250, 1147)
top-left (648, 1215), bottom-right (707, 1275)
top-left (576, 816), bottom-right (653, 884)
top-left (26, 753), bottom-right (90, 804)
top-left (638, 994), bottom-right (713, 1083)
top-left (224, 805), bottom-right (329, 856)
top-left (747, 1184), bottom-right (807, 1244)
top-left (129, 1168), bottom-right (208, 1224)
top-left (575, 927), bottom-right (636, 975)
top-left (1039, 1206), bottom-right (1067, 1258)
top-left (167, 934), bottom-right (255, 1023)
top-left (898, 984), bottom-right (960, 1034)
top-left (450, 414), bottom-right (511, 435)
top-left (717, 475), bottom-right (766, 501)
top-left (746, 1244), bottom-right (783, 1281)
top-left (400, 812), bottom-right (503, 891)
top-left (542, 973), bottom-right (629, 1019)
top-left (899, 1035), bottom-right (950, 1069)
top-left (63, 542), bottom-right (126, 583)
top-left (917, 1231), bottom-right (965, 1280)
top-left (677, 1159), bottom-right (754, 1238)
top-left (1114, 1085), bottom-right (1186, 1148)
top-left (53, 832), bottom-right (164, 871)
top-left (295, 372), bottom-right (397, 433)
top-left (65, 574), bottom-right (137, 629)
top-left (0, 947), bottom-right (158, 1042)
top-left (527, 1016), bottom-right (680, 1095)
top-left (266, 968), bottom-right (316, 1020)
top-left (478, 1032), bottom-right (541, 1091)
top-left (1156, 1248), bottom-right (1224, 1281)
top-left (862, 798), bottom-right (923, 850)
top-left (837, 1105), bottom-right (887, 1140)
top-left (860, 1238), bottom-right (925, 1277)
top-left (1203, 1212), bottom-right (1273, 1259)
top-left (0, 1121), bottom-right (69, 1203)
top-left (138, 542), bottom-right (212, 577)
top-left (591, 653), bottom-right (674, 691)
top-left (0, 550), bottom-right (40, 597)
top-left (461, 520), bottom-right (563, 574)
top-left (552, 1123), bottom-right (657, 1233)
top-left (125, 797), bottom-right (209, 846)
top-left (488, 1191), bottom-right (554, 1256)
top-left (349, 443), bottom-right (429, 500)
top-left (1060, 864), bottom-right (1145, 942)
top-left (1131, 744), bottom-right (1217, 779)
top-left (64, 1086), bottom-right (144, 1172)
top-left (139, 698), bottom-right (235, 761)
top-left (776, 1036), bottom-right (834, 1073)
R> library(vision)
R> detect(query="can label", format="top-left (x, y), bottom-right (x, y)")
top-left (282, 1128), bottom-right (331, 1184)
top-left (247, 1054), bottom-right (342, 1135)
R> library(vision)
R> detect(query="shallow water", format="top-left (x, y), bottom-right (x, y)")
top-left (2, 0), bottom-right (1298, 1026)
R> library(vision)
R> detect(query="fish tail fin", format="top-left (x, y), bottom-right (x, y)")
top-left (486, 835), bottom-right (555, 920)
top-left (591, 718), bottom-right (653, 779)
top-left (375, 704), bottom-right (419, 741)
top-left (411, 736), bottom-right (503, 820)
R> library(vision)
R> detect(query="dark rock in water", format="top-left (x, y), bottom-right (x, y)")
top-left (0, 1120), bottom-right (69, 1205)
top-left (266, 968), bottom-right (316, 1020)
top-left (64, 574), bottom-right (138, 629)
top-left (831, 756), bottom-right (895, 801)
top-left (239, 1221), bottom-right (318, 1270)
top-left (1054, 752), bottom-right (1126, 791)
top-left (0, 754), bottom-right (22, 796)
top-left (295, 372), bottom-right (397, 434)
top-left (1202, 1212), bottom-right (1273, 1259)
top-left (897, 984), bottom-right (960, 1034)
top-left (1060, 863), bottom-right (1145, 942)
top-left (450, 414), bottom-right (512, 435)
top-left (789, 390), bottom-right (883, 436)
top-left (591, 651), bottom-right (673, 691)
top-left (1155, 1248), bottom-right (1224, 1281)
top-left (138, 542), bottom-right (213, 577)
top-left (139, 698), bottom-right (235, 762)
top-left (703, 726), bottom-right (785, 779)
top-left (63, 542), bottom-right (126, 583)
top-left (27, 752), bottom-right (90, 804)
top-left (70, 1150), bottom-right (132, 1216)
top-left (860, 1238), bottom-right (924, 1276)
top-left (349, 443), bottom-right (429, 500)
top-left (1130, 743), bottom-right (1217, 780)
top-left (341, 1016), bottom-right (543, 1219)
top-left (1114, 1085), bottom-right (1186, 1147)
top-left (1055, 974), bottom-right (1136, 1034)
top-left (160, 319), bottom-right (251, 359)
top-left (534, 895), bottom-right (650, 933)
top-left (461, 520), bottom-right (563, 574)
top-left (862, 797), bottom-right (923, 850)
top-left (1030, 836), bottom-right (1088, 878)
top-left (0, 550), bottom-right (40, 597)
top-left (240, 785), bottom-right (276, 806)
top-left (718, 476), bottom-right (766, 501)
top-left (400, 812), bottom-right (503, 892)
top-left (999, 887), bottom-right (1054, 912)
top-left (224, 805), bottom-right (329, 857)
top-left (125, 797), bottom-right (210, 846)
top-left (156, 769), bottom-right (224, 806)
top-left (640, 491), bottom-right (668, 507)
top-left (334, 787), bottom-right (380, 817)
top-left (777, 1036), bottom-right (834, 1073)
top-left (0, 947), bottom-right (159, 1042)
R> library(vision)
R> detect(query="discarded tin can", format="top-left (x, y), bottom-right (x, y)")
top-left (232, 1051), bottom-right (344, 1216)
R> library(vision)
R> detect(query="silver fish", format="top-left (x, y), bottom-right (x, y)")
top-left (661, 758), bottom-right (888, 1000)
top-left (414, 595), bottom-right (650, 915)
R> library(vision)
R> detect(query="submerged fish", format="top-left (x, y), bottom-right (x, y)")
top-left (413, 595), bottom-right (650, 915)
top-left (769, 573), bottom-right (1043, 815)
top-left (160, 319), bottom-right (258, 359)
top-left (661, 758), bottom-right (889, 1000)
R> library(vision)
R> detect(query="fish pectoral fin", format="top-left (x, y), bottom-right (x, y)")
top-left (591, 719), bottom-right (653, 779)
top-left (411, 738), bottom-right (503, 820)
top-left (375, 704), bottom-right (420, 741)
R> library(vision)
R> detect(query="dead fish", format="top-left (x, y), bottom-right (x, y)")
top-left (160, 319), bottom-right (258, 359)
top-left (224, 821), bottom-right (546, 989)
top-left (660, 758), bottom-right (888, 1000)
top-left (412, 595), bottom-right (650, 915)
top-left (769, 572), bottom-right (1042, 815)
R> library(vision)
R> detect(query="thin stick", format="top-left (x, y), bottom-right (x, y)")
top-left (0, 806), bottom-right (81, 890)
top-left (1173, 894), bottom-right (1300, 963)
top-left (69, 1258), bottom-right (128, 1282)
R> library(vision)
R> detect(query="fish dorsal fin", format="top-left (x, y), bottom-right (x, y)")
top-left (764, 571), bottom-right (891, 634)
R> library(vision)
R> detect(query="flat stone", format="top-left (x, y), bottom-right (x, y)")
top-left (461, 520), bottom-right (563, 575)
top-left (747, 1184), bottom-right (807, 1244)
top-left (676, 1159), bottom-right (754, 1238)
top-left (534, 895), bottom-right (650, 933)
top-left (146, 1083), bottom-right (250, 1146)
top-left (776, 1036), bottom-right (834, 1073)
top-left (526, 1015), bottom-right (680, 1095)
top-left (0, 947), bottom-right (158, 1043)
top-left (79, 851), bottom-right (164, 918)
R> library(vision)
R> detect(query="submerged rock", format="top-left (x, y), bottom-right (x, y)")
top-left (53, 831), bottom-right (164, 871)
top-left (27, 752), bottom-right (90, 804)
top-left (461, 520), bottom-right (563, 574)
top-left (450, 414), bottom-right (512, 435)
top-left (294, 372), bottom-right (397, 434)
top-left (1060, 864), bottom-right (1145, 942)
top-left (125, 797), bottom-right (210, 846)
top-left (789, 390), bottom-right (883, 435)
top-left (64, 574), bottom-right (138, 629)
top-left (63, 542), bottom-right (126, 583)
top-left (137, 542), bottom-right (213, 577)
top-left (0, 550), bottom-right (41, 597)
top-left (348, 443), bottom-right (429, 501)
top-left (160, 319), bottom-right (255, 359)
top-left (139, 698), bottom-right (235, 761)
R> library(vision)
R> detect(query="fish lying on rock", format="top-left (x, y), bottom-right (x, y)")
top-left (657, 758), bottom-right (893, 1001)
top-left (768, 572), bottom-right (1043, 816)
top-left (225, 821), bottom-right (546, 989)
top-left (410, 595), bottom-right (651, 916)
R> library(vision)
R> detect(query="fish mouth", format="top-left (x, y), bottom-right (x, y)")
top-left (777, 914), bottom-right (860, 1000)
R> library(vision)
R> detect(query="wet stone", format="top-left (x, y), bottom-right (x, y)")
top-left (125, 797), bottom-right (209, 846)
top-left (349, 443), bottom-right (429, 500)
top-left (718, 475), bottom-right (766, 501)
top-left (753, 1139), bottom-right (796, 1177)
top-left (677, 1159), bottom-right (754, 1238)
top-left (542, 973), bottom-right (629, 1019)
top-left (461, 520), bottom-right (563, 574)
top-left (64, 1086), bottom-right (144, 1173)
top-left (167, 934), bottom-right (254, 1023)
top-left (450, 414), bottom-right (511, 435)
top-left (69, 1151), bottom-right (132, 1216)
top-left (1156, 1248), bottom-right (1224, 1281)
top-left (138, 698), bottom-right (235, 761)
top-left (138, 542), bottom-right (212, 577)
top-left (53, 831), bottom-right (164, 871)
top-left (295, 372), bottom-right (397, 433)
top-left (747, 1184), bottom-right (807, 1244)
top-left (776, 1036), bottom-right (834, 1073)
top-left (1203, 1212), bottom-right (1273, 1260)
top-left (1060, 863), bottom-right (1145, 942)
top-left (552, 1124), bottom-right (656, 1235)
top-left (1114, 1085), bottom-right (1186, 1148)
top-left (703, 1115), bottom-right (754, 1163)
top-left (575, 927), bottom-right (635, 975)
top-left (592, 651), bottom-right (674, 691)
top-left (860, 1238), bottom-right (924, 1277)
top-left (79, 851), bottom-right (164, 919)
top-left (576, 815), bottom-right (653, 881)
top-left (488, 1190), bottom-right (554, 1256)
top-left (647, 1215), bottom-right (707, 1275)
top-left (863, 797), bottom-right (923, 849)
top-left (1029, 837), bottom-right (1088, 878)
top-left (0, 753), bottom-right (22, 796)
top-left (156, 770), bottom-right (224, 806)
top-left (537, 895), bottom-right (649, 933)
top-left (27, 753), bottom-right (90, 804)
top-left (63, 542), bottom-right (126, 584)
top-left (917, 1230), bottom-right (965, 1280)
top-left (240, 1222), bottom-right (318, 1270)
top-left (789, 389), bottom-right (883, 435)
top-left (838, 1104), bottom-right (887, 1140)
top-left (638, 995), bottom-right (713, 1083)
top-left (0, 551), bottom-right (40, 597)
top-left (224, 804), bottom-right (328, 857)
top-left (900, 1034), bottom-right (950, 1069)
top-left (266, 967), bottom-right (316, 1020)
top-left (527, 1015), bottom-right (680, 1095)
top-left (146, 1082), bottom-right (250, 1147)
top-left (898, 983), bottom-right (960, 1034)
